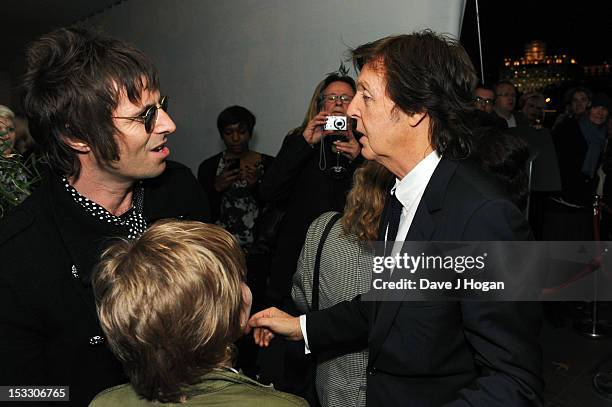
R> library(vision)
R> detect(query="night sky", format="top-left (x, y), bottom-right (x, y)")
top-left (460, 0), bottom-right (612, 85)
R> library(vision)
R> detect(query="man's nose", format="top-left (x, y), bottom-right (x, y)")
top-left (347, 99), bottom-right (357, 118)
top-left (156, 109), bottom-right (176, 135)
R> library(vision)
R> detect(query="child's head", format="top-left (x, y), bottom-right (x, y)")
top-left (93, 220), bottom-right (251, 402)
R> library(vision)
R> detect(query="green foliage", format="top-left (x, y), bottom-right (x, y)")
top-left (328, 62), bottom-right (351, 77)
top-left (0, 141), bottom-right (41, 218)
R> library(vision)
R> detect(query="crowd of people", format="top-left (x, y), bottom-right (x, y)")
top-left (0, 24), bottom-right (610, 407)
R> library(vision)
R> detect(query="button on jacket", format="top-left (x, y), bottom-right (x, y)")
top-left (0, 161), bottom-right (210, 406)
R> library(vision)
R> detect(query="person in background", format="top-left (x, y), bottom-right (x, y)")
top-left (553, 86), bottom-right (592, 130)
top-left (473, 84), bottom-right (507, 129)
top-left (13, 112), bottom-right (40, 162)
top-left (473, 84), bottom-right (496, 114)
top-left (89, 220), bottom-right (307, 407)
top-left (569, 87), bottom-right (593, 118)
top-left (546, 92), bottom-right (611, 241)
top-left (198, 105), bottom-right (274, 378)
top-left (257, 71), bottom-right (362, 399)
top-left (0, 27), bottom-right (210, 406)
top-left (0, 104), bottom-right (35, 215)
top-left (520, 92), bottom-right (546, 128)
top-left (0, 104), bottom-right (16, 154)
top-left (292, 160), bottom-right (393, 407)
top-left (494, 80), bottom-right (529, 129)
top-left (198, 105), bottom-right (274, 250)
top-left (260, 72), bottom-right (362, 308)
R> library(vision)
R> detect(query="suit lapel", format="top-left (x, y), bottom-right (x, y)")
top-left (368, 158), bottom-right (459, 365)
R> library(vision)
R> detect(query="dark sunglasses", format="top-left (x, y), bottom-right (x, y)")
top-left (474, 96), bottom-right (494, 105)
top-left (114, 96), bottom-right (168, 133)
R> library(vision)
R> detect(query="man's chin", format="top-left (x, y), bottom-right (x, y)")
top-left (140, 161), bottom-right (167, 180)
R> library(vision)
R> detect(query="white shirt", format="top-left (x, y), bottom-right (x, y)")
top-left (300, 151), bottom-right (442, 352)
top-left (506, 114), bottom-right (517, 128)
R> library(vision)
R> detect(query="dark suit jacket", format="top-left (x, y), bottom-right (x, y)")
top-left (0, 161), bottom-right (210, 406)
top-left (306, 158), bottom-right (543, 406)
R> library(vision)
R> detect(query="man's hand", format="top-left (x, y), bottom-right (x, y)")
top-left (303, 112), bottom-right (329, 145)
top-left (247, 307), bottom-right (303, 347)
top-left (214, 167), bottom-right (240, 192)
top-left (333, 128), bottom-right (361, 161)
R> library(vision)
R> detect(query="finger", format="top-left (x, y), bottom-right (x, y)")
top-left (254, 327), bottom-right (265, 346)
top-left (255, 327), bottom-right (273, 346)
top-left (264, 331), bottom-right (275, 347)
top-left (254, 329), bottom-right (262, 346)
top-left (249, 307), bottom-right (277, 323)
top-left (250, 307), bottom-right (284, 321)
top-left (249, 316), bottom-right (274, 329)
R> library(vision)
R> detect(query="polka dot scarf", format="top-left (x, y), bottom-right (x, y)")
top-left (62, 177), bottom-right (147, 239)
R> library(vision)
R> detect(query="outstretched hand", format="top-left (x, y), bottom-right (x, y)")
top-left (246, 307), bottom-right (303, 347)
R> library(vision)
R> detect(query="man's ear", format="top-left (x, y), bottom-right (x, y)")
top-left (62, 135), bottom-right (91, 153)
top-left (407, 111), bottom-right (427, 128)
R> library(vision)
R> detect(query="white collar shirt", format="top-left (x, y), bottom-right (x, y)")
top-left (301, 150), bottom-right (441, 353)
top-left (390, 150), bottom-right (442, 245)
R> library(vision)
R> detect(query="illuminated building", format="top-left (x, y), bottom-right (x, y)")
top-left (499, 40), bottom-right (582, 93)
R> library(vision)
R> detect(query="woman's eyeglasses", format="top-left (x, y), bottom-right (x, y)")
top-left (114, 96), bottom-right (168, 133)
top-left (324, 94), bottom-right (353, 104)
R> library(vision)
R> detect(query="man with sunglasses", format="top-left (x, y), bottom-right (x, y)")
top-left (473, 84), bottom-right (496, 114)
top-left (0, 27), bottom-right (209, 406)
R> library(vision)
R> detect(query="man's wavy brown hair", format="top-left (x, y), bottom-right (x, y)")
top-left (341, 160), bottom-right (394, 241)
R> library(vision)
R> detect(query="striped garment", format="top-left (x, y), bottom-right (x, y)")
top-left (292, 211), bottom-right (373, 407)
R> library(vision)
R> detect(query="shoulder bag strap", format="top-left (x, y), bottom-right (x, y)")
top-left (312, 212), bottom-right (342, 311)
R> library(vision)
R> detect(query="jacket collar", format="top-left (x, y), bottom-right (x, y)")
top-left (45, 174), bottom-right (128, 286)
top-left (189, 370), bottom-right (274, 394)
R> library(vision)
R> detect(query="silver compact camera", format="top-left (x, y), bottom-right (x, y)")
top-left (324, 115), bottom-right (348, 131)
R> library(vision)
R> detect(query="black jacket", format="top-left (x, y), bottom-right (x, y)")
top-left (306, 158), bottom-right (543, 406)
top-left (552, 117), bottom-right (596, 207)
top-left (0, 161), bottom-right (210, 406)
top-left (260, 130), bottom-right (363, 303)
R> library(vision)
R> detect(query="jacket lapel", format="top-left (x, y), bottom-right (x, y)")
top-left (46, 175), bottom-right (126, 320)
top-left (368, 158), bottom-right (459, 365)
